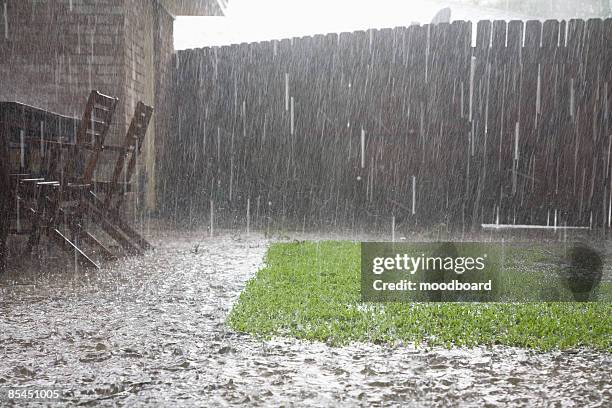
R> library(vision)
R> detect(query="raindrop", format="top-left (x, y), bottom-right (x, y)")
top-left (570, 78), bottom-right (575, 118)
top-left (40, 121), bottom-right (45, 158)
top-left (290, 96), bottom-right (294, 135)
top-left (425, 25), bottom-right (430, 83)
top-left (608, 185), bottom-right (611, 228)
top-left (210, 200), bottom-right (214, 237)
top-left (242, 100), bottom-right (246, 138)
top-left (233, 74), bottom-right (238, 113)
top-left (536, 64), bottom-right (541, 115)
top-left (229, 156), bottom-right (234, 201)
top-left (360, 128), bottom-right (366, 169)
top-left (411, 175), bottom-right (416, 215)
top-left (469, 56), bottom-right (475, 121)
top-left (460, 81), bottom-right (465, 118)
top-left (74, 247), bottom-right (78, 274)
top-left (217, 127), bottom-right (221, 159)
top-left (20, 130), bottom-right (25, 169)
top-left (2, 2), bottom-right (7, 39)
top-left (284, 73), bottom-right (290, 111)
top-left (214, 48), bottom-right (218, 79)
top-left (246, 197), bottom-right (250, 236)
top-left (15, 193), bottom-right (20, 233)
top-left (512, 123), bottom-right (519, 194)
top-left (202, 121), bottom-right (207, 157)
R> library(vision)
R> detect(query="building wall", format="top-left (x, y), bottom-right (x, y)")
top-left (0, 0), bottom-right (127, 140)
top-left (0, 0), bottom-right (174, 210)
top-left (122, 0), bottom-right (175, 210)
top-left (123, 0), bottom-right (152, 211)
top-left (153, 4), bottom-right (175, 211)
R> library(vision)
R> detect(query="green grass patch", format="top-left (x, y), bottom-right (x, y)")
top-left (228, 241), bottom-right (612, 351)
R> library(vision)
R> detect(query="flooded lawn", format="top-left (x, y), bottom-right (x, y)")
top-left (0, 229), bottom-right (610, 406)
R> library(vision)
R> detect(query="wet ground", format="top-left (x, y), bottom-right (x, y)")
top-left (0, 229), bottom-right (611, 407)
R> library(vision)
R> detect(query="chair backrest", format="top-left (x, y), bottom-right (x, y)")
top-left (79, 91), bottom-right (119, 184)
top-left (104, 101), bottom-right (153, 212)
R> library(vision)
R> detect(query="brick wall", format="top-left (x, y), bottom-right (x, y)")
top-left (153, 4), bottom-right (175, 211)
top-left (122, 0), bottom-right (175, 210)
top-left (0, 0), bottom-right (175, 210)
top-left (0, 0), bottom-right (126, 143)
top-left (123, 0), bottom-right (151, 211)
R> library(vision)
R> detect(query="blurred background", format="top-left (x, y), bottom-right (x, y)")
top-left (175, 0), bottom-right (612, 49)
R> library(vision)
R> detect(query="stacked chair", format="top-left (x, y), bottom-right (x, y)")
top-left (8, 91), bottom-right (154, 269)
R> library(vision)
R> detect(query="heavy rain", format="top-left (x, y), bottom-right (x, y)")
top-left (1, 0), bottom-right (611, 406)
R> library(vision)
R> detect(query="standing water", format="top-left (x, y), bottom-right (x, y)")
top-left (0, 229), bottom-right (610, 406)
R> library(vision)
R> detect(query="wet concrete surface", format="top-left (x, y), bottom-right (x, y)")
top-left (0, 229), bottom-right (610, 407)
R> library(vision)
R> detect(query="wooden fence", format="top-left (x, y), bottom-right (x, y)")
top-left (161, 18), bottom-right (612, 231)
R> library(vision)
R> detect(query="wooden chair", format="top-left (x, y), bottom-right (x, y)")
top-left (5, 91), bottom-right (154, 269)
top-left (82, 101), bottom-right (154, 255)
top-left (25, 91), bottom-right (118, 268)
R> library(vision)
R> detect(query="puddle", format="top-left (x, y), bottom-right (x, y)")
top-left (0, 229), bottom-right (610, 406)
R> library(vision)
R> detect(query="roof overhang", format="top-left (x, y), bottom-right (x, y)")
top-left (159, 0), bottom-right (227, 16)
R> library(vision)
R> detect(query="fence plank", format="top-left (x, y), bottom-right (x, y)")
top-left (535, 20), bottom-right (560, 223)
top-left (165, 19), bottom-right (611, 231)
top-left (515, 20), bottom-right (541, 223)
top-left (469, 20), bottom-right (492, 224)
top-left (584, 19), bottom-right (605, 227)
